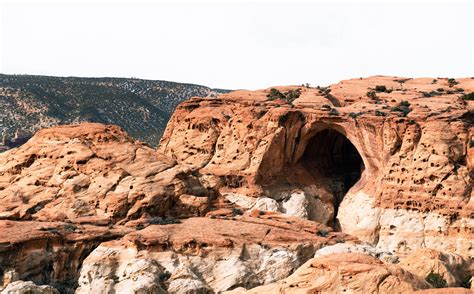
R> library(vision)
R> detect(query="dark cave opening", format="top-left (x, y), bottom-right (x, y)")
top-left (300, 129), bottom-right (364, 227)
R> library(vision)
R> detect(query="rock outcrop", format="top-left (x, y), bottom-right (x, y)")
top-left (159, 76), bottom-right (474, 256)
top-left (76, 215), bottom-right (350, 293)
top-left (227, 253), bottom-right (431, 293)
top-left (0, 76), bottom-right (473, 293)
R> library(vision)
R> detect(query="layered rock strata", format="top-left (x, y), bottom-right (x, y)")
top-left (159, 76), bottom-right (474, 256)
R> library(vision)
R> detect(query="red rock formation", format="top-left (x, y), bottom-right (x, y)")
top-left (227, 253), bottom-right (431, 293)
top-left (0, 76), bottom-right (473, 293)
top-left (159, 76), bottom-right (474, 255)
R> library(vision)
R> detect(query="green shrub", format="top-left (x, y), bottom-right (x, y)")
top-left (267, 88), bottom-right (286, 100)
top-left (399, 101), bottom-right (410, 107)
top-left (149, 217), bottom-right (181, 225)
top-left (460, 275), bottom-right (472, 288)
top-left (425, 272), bottom-right (447, 288)
top-left (316, 228), bottom-right (329, 237)
top-left (462, 92), bottom-right (474, 101)
top-left (447, 78), bottom-right (458, 87)
top-left (375, 85), bottom-right (387, 92)
top-left (267, 88), bottom-right (301, 103)
top-left (391, 101), bottom-right (411, 117)
top-left (375, 110), bottom-right (386, 116)
top-left (285, 88), bottom-right (302, 103)
top-left (349, 112), bottom-right (363, 119)
top-left (366, 91), bottom-right (377, 99)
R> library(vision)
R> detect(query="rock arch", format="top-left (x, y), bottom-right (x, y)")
top-left (297, 128), bottom-right (365, 226)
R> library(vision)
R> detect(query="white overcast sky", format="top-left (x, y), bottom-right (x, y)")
top-left (0, 0), bottom-right (473, 89)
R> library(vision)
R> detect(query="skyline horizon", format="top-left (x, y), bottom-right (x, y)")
top-left (1, 0), bottom-right (473, 90)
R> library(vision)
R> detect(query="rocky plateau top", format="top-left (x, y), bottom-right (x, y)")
top-left (0, 76), bottom-right (473, 293)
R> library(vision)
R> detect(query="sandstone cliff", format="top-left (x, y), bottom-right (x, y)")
top-left (0, 76), bottom-right (473, 293)
top-left (159, 76), bottom-right (474, 256)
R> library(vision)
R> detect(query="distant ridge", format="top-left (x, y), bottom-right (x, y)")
top-left (0, 74), bottom-right (229, 151)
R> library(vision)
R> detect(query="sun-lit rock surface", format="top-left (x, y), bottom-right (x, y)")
top-left (160, 76), bottom-right (474, 256)
top-left (0, 76), bottom-right (473, 292)
top-left (76, 215), bottom-right (350, 293)
top-left (226, 253), bottom-right (431, 293)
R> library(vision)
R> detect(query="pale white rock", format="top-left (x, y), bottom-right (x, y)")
top-left (75, 246), bottom-right (166, 294)
top-left (168, 279), bottom-right (210, 294)
top-left (337, 191), bottom-right (381, 244)
top-left (223, 193), bottom-right (256, 209)
top-left (281, 190), bottom-right (309, 219)
top-left (2, 269), bottom-right (19, 287)
top-left (256, 250), bottom-right (299, 284)
top-left (211, 256), bottom-right (257, 292)
top-left (168, 264), bottom-right (211, 294)
top-left (78, 242), bottom-right (318, 293)
top-left (314, 243), bottom-right (399, 263)
top-left (1, 281), bottom-right (59, 294)
top-left (253, 197), bottom-right (279, 212)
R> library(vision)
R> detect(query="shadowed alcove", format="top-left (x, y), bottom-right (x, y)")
top-left (299, 129), bottom-right (364, 225)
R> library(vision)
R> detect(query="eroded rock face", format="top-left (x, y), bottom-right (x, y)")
top-left (0, 123), bottom-right (215, 291)
top-left (1, 76), bottom-right (473, 293)
top-left (0, 123), bottom-right (214, 224)
top-left (227, 253), bottom-right (431, 293)
top-left (159, 76), bottom-right (474, 255)
top-left (76, 215), bottom-right (350, 293)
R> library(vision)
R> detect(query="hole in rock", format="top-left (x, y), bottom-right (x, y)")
top-left (300, 129), bottom-right (364, 229)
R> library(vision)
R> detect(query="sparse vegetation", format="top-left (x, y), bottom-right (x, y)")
top-left (375, 110), bottom-right (386, 116)
top-left (148, 217), bottom-right (181, 225)
top-left (266, 88), bottom-right (301, 103)
top-left (460, 275), bottom-right (472, 288)
top-left (63, 224), bottom-right (77, 232)
top-left (232, 208), bottom-right (243, 216)
top-left (425, 272), bottom-right (447, 288)
top-left (391, 101), bottom-right (412, 117)
top-left (366, 91), bottom-right (377, 99)
top-left (421, 91), bottom-right (442, 98)
top-left (316, 228), bottom-right (329, 237)
top-left (374, 85), bottom-right (392, 93)
top-left (329, 108), bottom-right (339, 116)
top-left (462, 92), bottom-right (474, 101)
top-left (348, 112), bottom-right (364, 119)
top-left (447, 78), bottom-right (458, 87)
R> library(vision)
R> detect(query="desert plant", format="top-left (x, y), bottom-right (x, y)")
top-left (267, 88), bottom-right (286, 101)
top-left (149, 217), bottom-right (181, 225)
top-left (447, 78), bottom-right (458, 87)
top-left (267, 88), bottom-right (301, 103)
top-left (462, 92), bottom-right (474, 101)
top-left (366, 90), bottom-right (377, 99)
top-left (285, 88), bottom-right (302, 103)
top-left (329, 108), bottom-right (339, 116)
top-left (316, 229), bottom-right (329, 237)
top-left (425, 272), bottom-right (447, 288)
top-left (391, 101), bottom-right (411, 117)
top-left (349, 111), bottom-right (365, 119)
top-left (374, 85), bottom-right (390, 93)
top-left (460, 275), bottom-right (472, 288)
